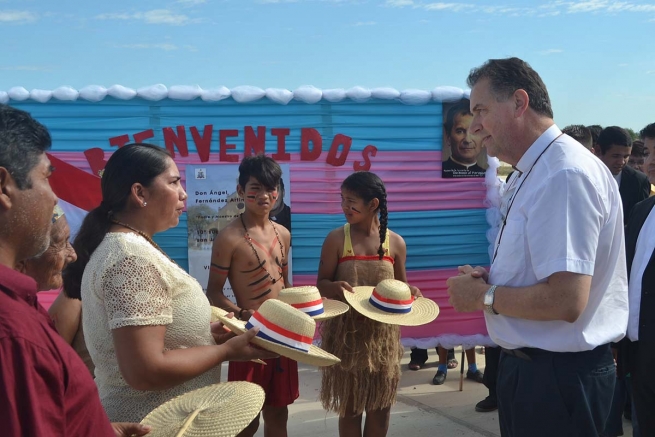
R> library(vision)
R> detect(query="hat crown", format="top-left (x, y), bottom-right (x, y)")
top-left (278, 286), bottom-right (321, 304)
top-left (374, 279), bottom-right (411, 300)
top-left (256, 299), bottom-right (316, 338)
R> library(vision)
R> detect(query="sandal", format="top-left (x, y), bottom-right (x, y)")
top-left (447, 358), bottom-right (458, 369)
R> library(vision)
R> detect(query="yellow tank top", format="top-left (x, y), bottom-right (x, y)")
top-left (340, 223), bottom-right (393, 263)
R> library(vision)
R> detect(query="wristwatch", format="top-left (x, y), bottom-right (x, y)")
top-left (483, 285), bottom-right (499, 315)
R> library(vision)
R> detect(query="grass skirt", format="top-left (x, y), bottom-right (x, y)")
top-left (319, 309), bottom-right (403, 416)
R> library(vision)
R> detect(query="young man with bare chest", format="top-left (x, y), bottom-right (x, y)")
top-left (207, 155), bottom-right (294, 437)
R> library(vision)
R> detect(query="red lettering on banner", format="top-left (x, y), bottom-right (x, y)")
top-left (108, 134), bottom-right (130, 148)
top-left (300, 128), bottom-right (322, 161)
top-left (133, 129), bottom-right (155, 144)
top-left (163, 126), bottom-right (189, 158)
top-left (326, 134), bottom-right (352, 167)
top-left (354, 145), bottom-right (378, 171)
top-left (244, 126), bottom-right (266, 156)
top-left (92, 125), bottom-right (379, 173)
top-left (271, 128), bottom-right (291, 161)
top-left (84, 148), bottom-right (108, 177)
top-left (220, 129), bottom-right (239, 162)
top-left (191, 125), bottom-right (213, 162)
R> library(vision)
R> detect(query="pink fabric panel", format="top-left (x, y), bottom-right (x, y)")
top-left (293, 268), bottom-right (488, 339)
top-left (50, 151), bottom-right (486, 213)
top-left (37, 290), bottom-right (59, 311)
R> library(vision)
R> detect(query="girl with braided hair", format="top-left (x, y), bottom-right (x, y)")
top-left (317, 171), bottom-right (421, 437)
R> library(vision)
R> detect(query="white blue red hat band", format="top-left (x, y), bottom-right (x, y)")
top-left (345, 279), bottom-right (440, 326)
top-left (369, 288), bottom-right (413, 314)
top-left (290, 298), bottom-right (325, 317)
top-left (246, 311), bottom-right (312, 352)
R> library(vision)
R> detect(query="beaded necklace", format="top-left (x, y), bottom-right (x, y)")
top-left (240, 213), bottom-right (285, 286)
top-left (111, 219), bottom-right (176, 265)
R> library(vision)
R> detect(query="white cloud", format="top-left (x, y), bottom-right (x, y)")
top-left (95, 9), bottom-right (194, 25)
top-left (382, 0), bottom-right (655, 17)
top-left (0, 10), bottom-right (37, 23)
top-left (539, 48), bottom-right (563, 55)
top-left (384, 0), bottom-right (415, 6)
top-left (424, 2), bottom-right (471, 11)
top-left (354, 20), bottom-right (376, 25)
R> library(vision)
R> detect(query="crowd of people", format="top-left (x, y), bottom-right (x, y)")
top-left (0, 56), bottom-right (653, 437)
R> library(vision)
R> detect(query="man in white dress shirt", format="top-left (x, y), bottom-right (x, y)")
top-left (447, 57), bottom-right (629, 436)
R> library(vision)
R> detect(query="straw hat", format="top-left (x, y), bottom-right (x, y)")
top-left (214, 300), bottom-right (341, 367)
top-left (278, 286), bottom-right (349, 321)
top-left (140, 382), bottom-right (264, 437)
top-left (344, 279), bottom-right (439, 326)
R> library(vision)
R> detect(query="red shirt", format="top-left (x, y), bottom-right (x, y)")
top-left (0, 264), bottom-right (114, 437)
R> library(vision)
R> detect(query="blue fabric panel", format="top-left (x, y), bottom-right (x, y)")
top-left (11, 98), bottom-right (443, 154)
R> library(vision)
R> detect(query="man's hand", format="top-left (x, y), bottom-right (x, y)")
top-left (223, 327), bottom-right (279, 362)
top-left (111, 422), bottom-right (151, 437)
top-left (458, 265), bottom-right (489, 282)
top-left (446, 272), bottom-right (488, 312)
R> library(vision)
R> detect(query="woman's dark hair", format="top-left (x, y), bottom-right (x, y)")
top-left (63, 143), bottom-right (171, 299)
top-left (341, 171), bottom-right (388, 259)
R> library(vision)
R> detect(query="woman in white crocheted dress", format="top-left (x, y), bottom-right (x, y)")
top-left (64, 143), bottom-right (275, 423)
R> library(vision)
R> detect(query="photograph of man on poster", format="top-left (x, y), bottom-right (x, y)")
top-left (442, 99), bottom-right (488, 178)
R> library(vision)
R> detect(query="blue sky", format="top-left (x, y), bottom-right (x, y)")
top-left (1, 0), bottom-right (654, 131)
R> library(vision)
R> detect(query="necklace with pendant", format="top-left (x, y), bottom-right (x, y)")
top-left (111, 219), bottom-right (176, 265)
top-left (240, 213), bottom-right (285, 286)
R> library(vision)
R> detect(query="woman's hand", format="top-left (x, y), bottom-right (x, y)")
top-left (334, 281), bottom-right (353, 297)
top-left (210, 321), bottom-right (235, 345)
top-left (222, 327), bottom-right (279, 362)
top-left (409, 285), bottom-right (422, 299)
top-left (111, 422), bottom-right (151, 437)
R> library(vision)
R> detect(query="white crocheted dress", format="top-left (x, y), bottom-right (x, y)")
top-left (81, 232), bottom-right (220, 423)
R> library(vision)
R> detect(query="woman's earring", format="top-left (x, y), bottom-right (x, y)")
top-left (142, 202), bottom-right (147, 207)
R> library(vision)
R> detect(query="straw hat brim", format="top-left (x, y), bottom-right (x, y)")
top-left (213, 308), bottom-right (341, 367)
top-left (344, 287), bottom-right (439, 326)
top-left (140, 382), bottom-right (264, 437)
top-left (312, 299), bottom-right (350, 321)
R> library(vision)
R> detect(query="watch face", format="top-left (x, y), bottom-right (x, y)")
top-left (484, 292), bottom-right (493, 306)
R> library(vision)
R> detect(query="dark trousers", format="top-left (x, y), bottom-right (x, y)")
top-left (483, 346), bottom-right (501, 398)
top-left (498, 344), bottom-right (615, 437)
top-left (409, 347), bottom-right (453, 363)
top-left (631, 341), bottom-right (655, 435)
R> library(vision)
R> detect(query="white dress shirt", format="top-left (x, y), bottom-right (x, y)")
top-left (627, 207), bottom-right (655, 341)
top-left (487, 125), bottom-right (629, 352)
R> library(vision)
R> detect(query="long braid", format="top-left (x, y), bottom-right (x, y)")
top-left (378, 189), bottom-right (388, 260)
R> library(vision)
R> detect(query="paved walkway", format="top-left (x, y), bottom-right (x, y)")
top-left (233, 347), bottom-right (635, 436)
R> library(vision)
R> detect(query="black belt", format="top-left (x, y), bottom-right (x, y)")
top-left (501, 347), bottom-right (550, 361)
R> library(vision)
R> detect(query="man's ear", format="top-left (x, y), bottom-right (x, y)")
top-left (236, 184), bottom-right (244, 197)
top-left (0, 167), bottom-right (16, 211)
top-left (513, 89), bottom-right (530, 118)
top-left (15, 260), bottom-right (27, 273)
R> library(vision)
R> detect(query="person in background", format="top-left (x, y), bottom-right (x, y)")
top-left (562, 124), bottom-right (593, 151)
top-left (15, 205), bottom-right (95, 375)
